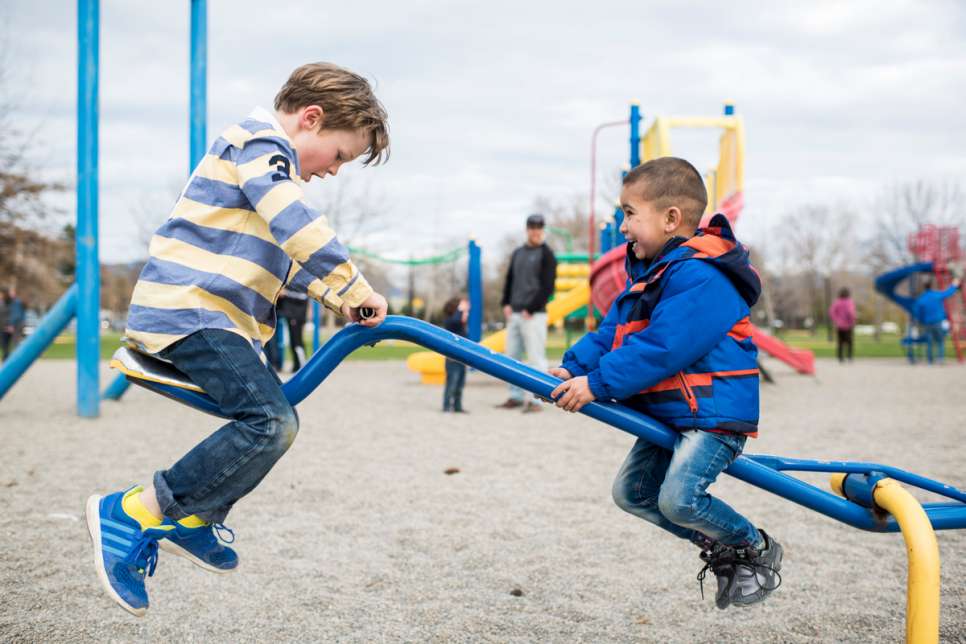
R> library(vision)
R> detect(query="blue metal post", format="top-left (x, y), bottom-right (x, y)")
top-left (77, 0), bottom-right (100, 417)
top-left (0, 286), bottom-right (79, 399)
top-left (467, 240), bottom-right (483, 342)
top-left (599, 222), bottom-right (610, 254)
top-left (107, 0), bottom-right (209, 401)
top-left (312, 300), bottom-right (321, 353)
top-left (190, 0), bottom-right (207, 171)
top-left (629, 102), bottom-right (641, 168)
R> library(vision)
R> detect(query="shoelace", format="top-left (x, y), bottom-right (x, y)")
top-left (213, 523), bottom-right (235, 544)
top-left (696, 546), bottom-right (735, 600)
top-left (127, 535), bottom-right (160, 577)
top-left (733, 547), bottom-right (782, 593)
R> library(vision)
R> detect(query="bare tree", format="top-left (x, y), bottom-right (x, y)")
top-left (530, 193), bottom-right (590, 254)
top-left (0, 37), bottom-right (68, 295)
top-left (776, 203), bottom-right (859, 334)
top-left (867, 180), bottom-right (966, 271)
top-left (305, 175), bottom-right (390, 244)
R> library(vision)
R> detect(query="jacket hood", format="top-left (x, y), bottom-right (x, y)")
top-left (624, 213), bottom-right (761, 307)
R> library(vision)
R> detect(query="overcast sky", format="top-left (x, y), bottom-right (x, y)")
top-left (5, 1), bottom-right (966, 266)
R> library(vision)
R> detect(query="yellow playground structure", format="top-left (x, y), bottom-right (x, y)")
top-left (640, 108), bottom-right (745, 227)
top-left (405, 262), bottom-right (591, 384)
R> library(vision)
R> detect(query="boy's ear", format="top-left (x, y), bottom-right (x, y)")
top-left (665, 206), bottom-right (683, 231)
top-left (300, 105), bottom-right (325, 130)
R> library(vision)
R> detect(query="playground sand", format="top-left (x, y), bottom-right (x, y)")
top-left (1, 357), bottom-right (964, 643)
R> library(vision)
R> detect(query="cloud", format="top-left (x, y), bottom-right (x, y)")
top-left (4, 0), bottom-right (965, 266)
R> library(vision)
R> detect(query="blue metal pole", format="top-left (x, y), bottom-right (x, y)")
top-left (189, 0), bottom-right (207, 170)
top-left (467, 240), bottom-right (483, 342)
top-left (107, 0), bottom-right (209, 402)
top-left (0, 285), bottom-right (79, 400)
top-left (77, 0), bottom-right (100, 418)
top-left (599, 223), bottom-right (610, 254)
top-left (133, 316), bottom-right (966, 532)
top-left (629, 102), bottom-right (641, 168)
top-left (312, 300), bottom-right (321, 353)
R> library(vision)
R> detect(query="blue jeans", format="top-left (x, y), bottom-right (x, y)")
top-left (443, 359), bottom-right (466, 411)
top-left (152, 329), bottom-right (299, 523)
top-left (922, 323), bottom-right (945, 364)
top-left (612, 430), bottom-right (761, 547)
top-left (505, 312), bottom-right (547, 403)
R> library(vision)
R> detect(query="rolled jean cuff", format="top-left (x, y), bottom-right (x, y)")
top-left (153, 470), bottom-right (190, 521)
top-left (153, 470), bottom-right (230, 523)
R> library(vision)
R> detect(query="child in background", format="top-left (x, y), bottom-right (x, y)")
top-left (442, 296), bottom-right (469, 413)
top-left (828, 287), bottom-right (856, 362)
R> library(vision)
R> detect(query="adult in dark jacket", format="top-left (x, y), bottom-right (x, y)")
top-left (496, 213), bottom-right (557, 412)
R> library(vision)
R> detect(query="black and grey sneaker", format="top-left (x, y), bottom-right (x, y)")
top-left (697, 542), bottom-right (737, 610)
top-left (728, 530), bottom-right (783, 607)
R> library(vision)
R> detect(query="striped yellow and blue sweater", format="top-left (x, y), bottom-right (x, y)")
top-left (125, 107), bottom-right (372, 355)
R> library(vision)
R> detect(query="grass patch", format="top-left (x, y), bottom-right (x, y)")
top-left (33, 326), bottom-right (959, 362)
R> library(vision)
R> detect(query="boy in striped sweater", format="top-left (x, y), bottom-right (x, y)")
top-left (86, 63), bottom-right (390, 616)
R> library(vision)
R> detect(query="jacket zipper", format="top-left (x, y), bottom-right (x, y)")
top-left (677, 372), bottom-right (699, 414)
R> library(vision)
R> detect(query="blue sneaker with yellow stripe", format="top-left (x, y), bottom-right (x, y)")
top-left (158, 518), bottom-right (238, 573)
top-left (85, 487), bottom-right (163, 617)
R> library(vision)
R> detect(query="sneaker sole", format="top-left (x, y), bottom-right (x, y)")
top-left (158, 539), bottom-right (237, 574)
top-left (85, 495), bottom-right (147, 617)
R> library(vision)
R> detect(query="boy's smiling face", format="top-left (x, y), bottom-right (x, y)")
top-left (619, 180), bottom-right (686, 260)
top-left (286, 105), bottom-right (371, 181)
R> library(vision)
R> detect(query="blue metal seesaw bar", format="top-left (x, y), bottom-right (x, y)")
top-left (131, 315), bottom-right (966, 533)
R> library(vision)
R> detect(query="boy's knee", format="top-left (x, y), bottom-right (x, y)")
top-left (611, 476), bottom-right (635, 512)
top-left (657, 486), bottom-right (697, 525)
top-left (612, 474), bottom-right (657, 513)
top-left (259, 403), bottom-right (299, 452)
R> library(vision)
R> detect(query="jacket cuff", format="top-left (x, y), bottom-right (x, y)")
top-left (560, 358), bottom-right (587, 378)
top-left (586, 369), bottom-right (610, 400)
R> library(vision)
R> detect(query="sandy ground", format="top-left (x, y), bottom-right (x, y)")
top-left (1, 356), bottom-right (964, 643)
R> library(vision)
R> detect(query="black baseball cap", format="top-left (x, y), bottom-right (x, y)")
top-left (526, 213), bottom-right (545, 228)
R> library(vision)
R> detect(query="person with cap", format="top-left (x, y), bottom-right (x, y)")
top-left (496, 213), bottom-right (558, 412)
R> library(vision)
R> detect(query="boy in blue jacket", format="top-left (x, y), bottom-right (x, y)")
top-left (550, 157), bottom-right (782, 610)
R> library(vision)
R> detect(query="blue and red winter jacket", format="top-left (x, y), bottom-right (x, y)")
top-left (561, 214), bottom-right (762, 436)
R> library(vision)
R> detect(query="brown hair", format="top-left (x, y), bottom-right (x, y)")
top-left (443, 297), bottom-right (462, 317)
top-left (622, 157), bottom-right (708, 227)
top-left (275, 62), bottom-right (390, 165)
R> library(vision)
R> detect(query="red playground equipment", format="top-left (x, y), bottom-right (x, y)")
top-left (588, 103), bottom-right (814, 375)
top-left (908, 225), bottom-right (966, 362)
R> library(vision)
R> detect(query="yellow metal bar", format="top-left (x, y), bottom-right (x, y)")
top-left (873, 479), bottom-right (940, 644)
top-left (829, 475), bottom-right (940, 644)
top-left (665, 116), bottom-right (739, 130)
top-left (830, 472), bottom-right (846, 498)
